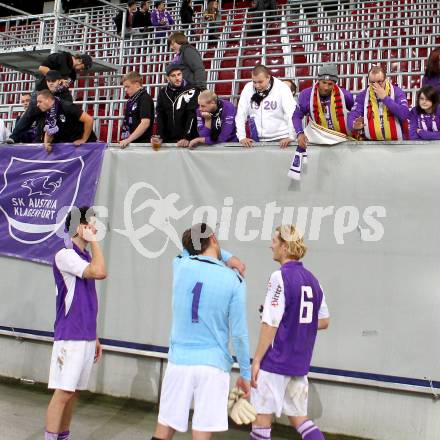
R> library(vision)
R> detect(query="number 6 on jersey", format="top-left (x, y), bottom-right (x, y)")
top-left (299, 286), bottom-right (314, 324)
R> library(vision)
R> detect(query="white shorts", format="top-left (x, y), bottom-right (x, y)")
top-left (48, 340), bottom-right (96, 392)
top-left (158, 362), bottom-right (230, 432)
top-left (251, 369), bottom-right (308, 418)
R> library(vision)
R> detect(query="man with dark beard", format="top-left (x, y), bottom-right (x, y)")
top-left (156, 65), bottom-right (199, 146)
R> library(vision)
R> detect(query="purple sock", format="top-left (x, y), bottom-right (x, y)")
top-left (44, 431), bottom-right (58, 440)
top-left (297, 420), bottom-right (325, 440)
top-left (58, 431), bottom-right (70, 440)
top-left (249, 426), bottom-right (271, 439)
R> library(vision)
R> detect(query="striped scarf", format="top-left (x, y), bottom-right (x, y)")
top-left (310, 83), bottom-right (349, 135)
top-left (364, 80), bottom-right (408, 140)
top-left (44, 97), bottom-right (61, 136)
top-left (419, 112), bottom-right (439, 132)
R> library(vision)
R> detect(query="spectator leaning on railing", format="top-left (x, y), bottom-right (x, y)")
top-left (409, 85), bottom-right (440, 141)
top-left (422, 48), bottom-right (440, 95)
top-left (293, 64), bottom-right (354, 149)
top-left (14, 70), bottom-right (74, 144)
top-left (119, 71), bottom-right (155, 148)
top-left (235, 65), bottom-right (296, 148)
top-left (7, 51), bottom-right (92, 144)
top-left (168, 32), bottom-right (207, 90)
top-left (36, 90), bottom-right (96, 154)
top-left (189, 90), bottom-right (238, 148)
top-left (156, 64), bottom-right (199, 146)
top-left (15, 93), bottom-right (39, 143)
top-left (348, 66), bottom-right (410, 141)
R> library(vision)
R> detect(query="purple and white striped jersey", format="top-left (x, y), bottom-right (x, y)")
top-left (53, 244), bottom-right (97, 341)
top-left (260, 260), bottom-right (329, 377)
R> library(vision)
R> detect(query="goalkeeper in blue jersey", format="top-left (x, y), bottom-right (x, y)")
top-left (151, 223), bottom-right (251, 440)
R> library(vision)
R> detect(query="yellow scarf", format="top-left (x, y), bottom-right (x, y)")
top-left (313, 85), bottom-right (347, 134)
top-left (368, 80), bottom-right (392, 140)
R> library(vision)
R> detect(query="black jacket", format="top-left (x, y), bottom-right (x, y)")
top-left (114, 8), bottom-right (134, 34)
top-left (156, 82), bottom-right (199, 142)
top-left (180, 5), bottom-right (194, 24)
top-left (133, 9), bottom-right (152, 30)
top-left (36, 51), bottom-right (77, 91)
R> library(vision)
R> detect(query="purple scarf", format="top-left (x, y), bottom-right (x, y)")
top-left (210, 99), bottom-right (223, 141)
top-left (44, 97), bottom-right (61, 136)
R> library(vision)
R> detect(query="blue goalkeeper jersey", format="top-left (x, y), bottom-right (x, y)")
top-left (168, 249), bottom-right (251, 380)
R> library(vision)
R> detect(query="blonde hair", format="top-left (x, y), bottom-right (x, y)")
top-left (122, 71), bottom-right (143, 85)
top-left (198, 89), bottom-right (217, 103)
top-left (275, 225), bottom-right (307, 260)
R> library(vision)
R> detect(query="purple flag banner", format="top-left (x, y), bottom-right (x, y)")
top-left (0, 143), bottom-right (106, 264)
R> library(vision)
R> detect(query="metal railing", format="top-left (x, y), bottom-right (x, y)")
top-left (0, 0), bottom-right (438, 143)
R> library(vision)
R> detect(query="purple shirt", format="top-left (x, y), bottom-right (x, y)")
top-left (151, 9), bottom-right (174, 38)
top-left (260, 261), bottom-right (329, 377)
top-left (196, 99), bottom-right (238, 144)
top-left (348, 84), bottom-right (410, 136)
top-left (422, 75), bottom-right (440, 95)
top-left (293, 86), bottom-right (354, 135)
top-left (53, 244), bottom-right (97, 341)
top-left (409, 106), bottom-right (440, 140)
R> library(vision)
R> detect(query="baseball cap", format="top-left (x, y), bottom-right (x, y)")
top-left (79, 54), bottom-right (93, 70)
top-left (165, 63), bottom-right (183, 76)
top-left (45, 70), bottom-right (62, 81)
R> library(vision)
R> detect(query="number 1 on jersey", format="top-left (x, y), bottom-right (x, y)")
top-left (192, 282), bottom-right (203, 323)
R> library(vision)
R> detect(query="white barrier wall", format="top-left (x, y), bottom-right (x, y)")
top-left (1, 143), bottom-right (440, 439)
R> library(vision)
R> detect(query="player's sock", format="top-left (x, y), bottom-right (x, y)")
top-left (44, 431), bottom-right (58, 440)
top-left (58, 431), bottom-right (70, 439)
top-left (301, 148), bottom-right (308, 165)
top-left (297, 420), bottom-right (325, 439)
top-left (287, 147), bottom-right (303, 180)
top-left (249, 426), bottom-right (271, 439)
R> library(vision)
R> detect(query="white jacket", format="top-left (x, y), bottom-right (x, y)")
top-left (235, 77), bottom-right (297, 142)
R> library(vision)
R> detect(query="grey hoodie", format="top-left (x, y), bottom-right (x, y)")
top-left (178, 44), bottom-right (207, 89)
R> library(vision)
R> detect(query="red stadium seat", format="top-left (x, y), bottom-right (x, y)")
top-left (295, 66), bottom-right (310, 77)
top-left (215, 70), bottom-right (234, 96)
top-left (243, 57), bottom-right (261, 67)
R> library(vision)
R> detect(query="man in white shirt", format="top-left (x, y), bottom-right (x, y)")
top-left (235, 65), bottom-right (297, 148)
